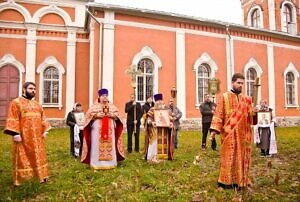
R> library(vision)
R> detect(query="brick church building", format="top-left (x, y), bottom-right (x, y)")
top-left (0, 0), bottom-right (299, 127)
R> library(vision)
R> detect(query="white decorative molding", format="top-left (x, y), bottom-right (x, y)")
top-left (102, 11), bottom-right (115, 101)
top-left (132, 46), bottom-right (162, 95)
top-left (283, 62), bottom-right (299, 109)
top-left (193, 52), bottom-right (218, 105)
top-left (267, 44), bottom-right (276, 112)
top-left (243, 57), bottom-right (263, 76)
top-left (280, 1), bottom-right (297, 34)
top-left (95, 17), bottom-right (300, 50)
top-left (244, 57), bottom-right (263, 104)
top-left (193, 52), bottom-right (218, 76)
top-left (0, 54), bottom-right (25, 95)
top-left (25, 25), bottom-right (37, 82)
top-left (226, 32), bottom-right (234, 91)
top-left (247, 5), bottom-right (264, 28)
top-left (32, 4), bottom-right (72, 26)
top-left (0, 0), bottom-right (31, 22)
top-left (88, 19), bottom-right (95, 107)
top-left (176, 29), bottom-right (186, 118)
top-left (36, 56), bottom-right (65, 109)
top-left (268, 0), bottom-right (276, 30)
top-left (65, 29), bottom-right (77, 115)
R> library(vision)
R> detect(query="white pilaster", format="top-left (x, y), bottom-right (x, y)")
top-left (102, 11), bottom-right (115, 101)
top-left (226, 30), bottom-right (234, 90)
top-left (25, 26), bottom-right (37, 82)
top-left (66, 29), bottom-right (76, 114)
top-left (268, 0), bottom-right (276, 30)
top-left (267, 44), bottom-right (276, 112)
top-left (89, 20), bottom-right (95, 107)
top-left (176, 29), bottom-right (186, 119)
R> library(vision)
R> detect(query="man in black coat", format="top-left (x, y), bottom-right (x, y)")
top-left (200, 94), bottom-right (216, 150)
top-left (125, 94), bottom-right (143, 153)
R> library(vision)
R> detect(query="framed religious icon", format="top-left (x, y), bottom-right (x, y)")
top-left (74, 112), bottom-right (85, 129)
top-left (154, 109), bottom-right (170, 127)
top-left (257, 111), bottom-right (271, 127)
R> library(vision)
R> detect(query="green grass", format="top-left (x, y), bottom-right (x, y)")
top-left (0, 127), bottom-right (299, 201)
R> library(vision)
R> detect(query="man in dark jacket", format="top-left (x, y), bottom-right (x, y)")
top-left (200, 94), bottom-right (216, 150)
top-left (125, 94), bottom-right (143, 153)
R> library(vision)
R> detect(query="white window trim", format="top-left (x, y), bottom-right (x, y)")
top-left (131, 46), bottom-right (162, 97)
top-left (243, 57), bottom-right (263, 102)
top-left (0, 54), bottom-right (25, 96)
top-left (247, 5), bottom-right (264, 28)
top-left (193, 52), bottom-right (218, 107)
top-left (280, 1), bottom-right (297, 34)
top-left (284, 62), bottom-right (299, 109)
top-left (36, 56), bottom-right (65, 109)
top-left (0, 0), bottom-right (31, 22)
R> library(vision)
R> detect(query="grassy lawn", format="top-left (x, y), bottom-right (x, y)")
top-left (0, 127), bottom-right (299, 201)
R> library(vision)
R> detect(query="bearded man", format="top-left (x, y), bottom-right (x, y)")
top-left (210, 73), bottom-right (258, 189)
top-left (4, 82), bottom-right (51, 186)
top-left (81, 88), bottom-right (125, 169)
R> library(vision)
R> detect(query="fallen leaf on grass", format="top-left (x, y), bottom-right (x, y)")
top-left (274, 172), bottom-right (280, 186)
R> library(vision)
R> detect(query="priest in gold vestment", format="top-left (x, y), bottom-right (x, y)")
top-left (81, 88), bottom-right (125, 169)
top-left (144, 93), bottom-right (175, 163)
top-left (4, 82), bottom-right (51, 186)
top-left (210, 73), bottom-right (257, 189)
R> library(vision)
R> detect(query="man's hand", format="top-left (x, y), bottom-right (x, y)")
top-left (93, 112), bottom-right (105, 119)
top-left (133, 101), bottom-right (136, 106)
top-left (253, 106), bottom-right (259, 113)
top-left (43, 132), bottom-right (48, 138)
top-left (13, 135), bottom-right (22, 142)
top-left (108, 112), bottom-right (116, 119)
top-left (210, 131), bottom-right (216, 140)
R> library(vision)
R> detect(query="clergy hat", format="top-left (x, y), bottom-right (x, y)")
top-left (98, 88), bottom-right (108, 96)
top-left (154, 93), bottom-right (163, 101)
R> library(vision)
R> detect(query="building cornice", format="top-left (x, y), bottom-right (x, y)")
top-left (87, 2), bottom-right (300, 43)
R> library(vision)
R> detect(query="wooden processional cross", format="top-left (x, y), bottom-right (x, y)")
top-left (253, 77), bottom-right (261, 106)
top-left (125, 64), bottom-right (142, 133)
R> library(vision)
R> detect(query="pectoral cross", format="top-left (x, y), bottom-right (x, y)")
top-left (125, 64), bottom-right (142, 132)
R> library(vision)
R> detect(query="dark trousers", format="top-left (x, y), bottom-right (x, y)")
top-left (202, 122), bottom-right (217, 150)
top-left (127, 123), bottom-right (140, 152)
top-left (79, 130), bottom-right (83, 156)
top-left (201, 122), bottom-right (211, 146)
top-left (70, 130), bottom-right (74, 156)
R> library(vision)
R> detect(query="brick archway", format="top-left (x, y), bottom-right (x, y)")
top-left (0, 64), bottom-right (20, 126)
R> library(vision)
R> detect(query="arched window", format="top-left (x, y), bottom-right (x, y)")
top-left (136, 58), bottom-right (154, 102)
top-left (43, 66), bottom-right (59, 104)
top-left (246, 68), bottom-right (257, 99)
top-left (282, 4), bottom-right (292, 33)
top-left (285, 72), bottom-right (295, 105)
top-left (247, 5), bottom-right (263, 28)
top-left (37, 56), bottom-right (64, 109)
top-left (197, 63), bottom-right (210, 104)
top-left (251, 9), bottom-right (260, 28)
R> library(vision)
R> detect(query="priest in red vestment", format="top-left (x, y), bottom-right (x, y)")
top-left (210, 73), bottom-right (258, 189)
top-left (81, 88), bottom-right (125, 169)
top-left (4, 82), bottom-right (51, 186)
